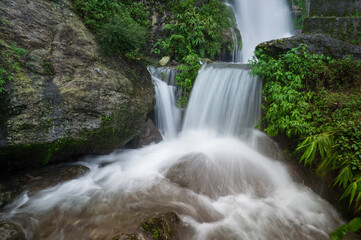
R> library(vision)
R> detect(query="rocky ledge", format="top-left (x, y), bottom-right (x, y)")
top-left (256, 33), bottom-right (361, 60)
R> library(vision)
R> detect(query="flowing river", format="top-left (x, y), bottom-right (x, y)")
top-left (0, 0), bottom-right (344, 239)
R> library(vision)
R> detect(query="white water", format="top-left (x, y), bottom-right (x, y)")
top-left (0, 64), bottom-right (342, 240)
top-left (148, 66), bottom-right (181, 139)
top-left (183, 64), bottom-right (261, 135)
top-left (227, 0), bottom-right (293, 62)
top-left (0, 1), bottom-right (343, 239)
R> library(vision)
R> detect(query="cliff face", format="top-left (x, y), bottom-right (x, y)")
top-left (0, 0), bottom-right (154, 172)
top-left (308, 0), bottom-right (361, 17)
top-left (303, 0), bottom-right (361, 45)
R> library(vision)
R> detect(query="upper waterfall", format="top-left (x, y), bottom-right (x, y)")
top-left (227, 0), bottom-right (293, 62)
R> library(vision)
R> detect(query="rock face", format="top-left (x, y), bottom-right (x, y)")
top-left (309, 0), bottom-right (361, 17)
top-left (131, 119), bottom-right (163, 148)
top-left (256, 34), bottom-right (361, 60)
top-left (303, 17), bottom-right (361, 45)
top-left (0, 0), bottom-right (154, 173)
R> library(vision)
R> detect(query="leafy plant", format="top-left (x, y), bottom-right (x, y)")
top-left (176, 53), bottom-right (201, 107)
top-left (330, 218), bottom-right (361, 240)
top-left (72, 0), bottom-right (150, 58)
top-left (252, 44), bottom-right (361, 217)
top-left (97, 16), bottom-right (147, 57)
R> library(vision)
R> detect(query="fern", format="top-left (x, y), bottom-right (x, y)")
top-left (297, 132), bottom-right (335, 168)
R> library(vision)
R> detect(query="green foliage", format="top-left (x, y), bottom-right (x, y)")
top-left (72, 0), bottom-right (150, 58)
top-left (176, 53), bottom-right (201, 107)
top-left (97, 16), bottom-right (147, 57)
top-left (162, 7), bottom-right (221, 60)
top-left (252, 44), bottom-right (361, 215)
top-left (252, 44), bottom-right (327, 137)
top-left (153, 0), bottom-right (232, 61)
top-left (330, 218), bottom-right (361, 240)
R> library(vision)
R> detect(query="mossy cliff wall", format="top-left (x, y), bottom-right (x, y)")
top-left (0, 0), bottom-right (154, 173)
top-left (303, 0), bottom-right (361, 45)
top-left (303, 17), bottom-right (361, 45)
top-left (309, 0), bottom-right (361, 17)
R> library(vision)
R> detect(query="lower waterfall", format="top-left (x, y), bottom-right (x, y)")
top-left (0, 63), bottom-right (343, 240)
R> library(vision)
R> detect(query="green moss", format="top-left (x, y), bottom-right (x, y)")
top-left (141, 212), bottom-right (180, 240)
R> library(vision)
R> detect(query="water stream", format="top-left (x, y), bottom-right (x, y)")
top-left (0, 0), bottom-right (344, 239)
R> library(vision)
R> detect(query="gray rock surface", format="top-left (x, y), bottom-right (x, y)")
top-left (132, 119), bottom-right (163, 148)
top-left (0, 0), bottom-right (154, 172)
top-left (303, 17), bottom-right (361, 45)
top-left (0, 222), bottom-right (25, 240)
top-left (309, 0), bottom-right (361, 17)
top-left (256, 33), bottom-right (361, 60)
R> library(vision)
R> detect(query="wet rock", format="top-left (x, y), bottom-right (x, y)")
top-left (0, 222), bottom-right (25, 240)
top-left (0, 0), bottom-right (154, 173)
top-left (166, 152), bottom-right (273, 199)
top-left (112, 233), bottom-right (137, 240)
top-left (140, 212), bottom-right (181, 240)
top-left (256, 34), bottom-right (361, 60)
top-left (131, 119), bottom-right (163, 148)
top-left (0, 164), bottom-right (89, 207)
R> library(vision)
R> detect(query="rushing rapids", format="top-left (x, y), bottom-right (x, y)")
top-left (0, 0), bottom-right (344, 239)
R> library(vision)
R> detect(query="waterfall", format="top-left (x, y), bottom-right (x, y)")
top-left (0, 1), bottom-right (343, 240)
top-left (148, 66), bottom-right (181, 139)
top-left (227, 0), bottom-right (293, 62)
top-left (183, 64), bottom-right (262, 135)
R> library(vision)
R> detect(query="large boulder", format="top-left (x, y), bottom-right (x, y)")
top-left (0, 0), bottom-right (155, 173)
top-left (255, 33), bottom-right (361, 60)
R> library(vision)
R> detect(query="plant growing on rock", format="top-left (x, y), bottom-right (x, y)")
top-left (176, 52), bottom-right (201, 107)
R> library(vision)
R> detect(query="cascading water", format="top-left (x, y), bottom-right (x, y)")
top-left (0, 1), bottom-right (344, 240)
top-left (183, 64), bottom-right (261, 135)
top-left (148, 66), bottom-right (181, 139)
top-left (226, 0), bottom-right (293, 62)
top-left (0, 63), bottom-right (343, 240)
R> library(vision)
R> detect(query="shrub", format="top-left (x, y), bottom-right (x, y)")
top-left (252, 45), bottom-right (361, 216)
top-left (97, 16), bottom-right (147, 57)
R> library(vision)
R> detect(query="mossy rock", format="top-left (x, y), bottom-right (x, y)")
top-left (0, 222), bottom-right (25, 240)
top-left (256, 33), bottom-right (361, 60)
top-left (141, 212), bottom-right (180, 240)
top-left (0, 0), bottom-right (155, 174)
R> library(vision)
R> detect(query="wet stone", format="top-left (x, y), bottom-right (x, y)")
top-left (0, 222), bottom-right (25, 240)
top-left (0, 164), bottom-right (90, 207)
top-left (112, 233), bottom-right (137, 240)
top-left (140, 212), bottom-right (181, 240)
